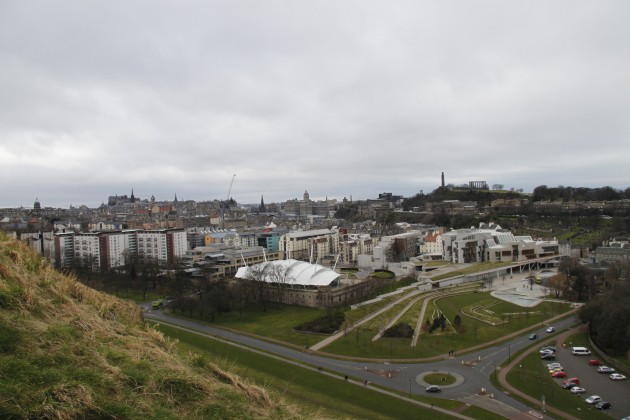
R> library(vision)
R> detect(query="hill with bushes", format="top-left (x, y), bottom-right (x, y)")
top-left (0, 233), bottom-right (297, 419)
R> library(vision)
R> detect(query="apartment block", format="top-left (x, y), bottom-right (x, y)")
top-left (279, 229), bottom-right (337, 261)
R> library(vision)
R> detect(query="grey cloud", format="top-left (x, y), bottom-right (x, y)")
top-left (1, 1), bottom-right (629, 207)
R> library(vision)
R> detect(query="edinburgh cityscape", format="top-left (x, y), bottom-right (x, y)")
top-left (1, 2), bottom-right (629, 419)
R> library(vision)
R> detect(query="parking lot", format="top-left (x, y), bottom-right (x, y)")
top-left (546, 343), bottom-right (630, 418)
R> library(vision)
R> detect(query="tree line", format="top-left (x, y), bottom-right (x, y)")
top-left (578, 262), bottom-right (630, 357)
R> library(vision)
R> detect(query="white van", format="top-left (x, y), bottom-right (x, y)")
top-left (571, 346), bottom-right (591, 356)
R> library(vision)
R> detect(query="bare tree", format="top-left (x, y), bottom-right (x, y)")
top-left (266, 263), bottom-right (292, 307)
top-left (246, 263), bottom-right (270, 312)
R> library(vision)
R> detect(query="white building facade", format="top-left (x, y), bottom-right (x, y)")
top-left (442, 223), bottom-right (559, 264)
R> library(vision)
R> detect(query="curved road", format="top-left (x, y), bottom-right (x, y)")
top-left (144, 306), bottom-right (579, 420)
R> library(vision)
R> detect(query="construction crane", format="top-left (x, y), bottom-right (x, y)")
top-left (221, 174), bottom-right (236, 229)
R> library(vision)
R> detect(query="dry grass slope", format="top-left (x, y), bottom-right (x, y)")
top-left (0, 233), bottom-right (297, 419)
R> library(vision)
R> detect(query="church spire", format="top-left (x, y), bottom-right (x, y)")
top-left (130, 188), bottom-right (136, 203)
top-left (260, 195), bottom-right (266, 213)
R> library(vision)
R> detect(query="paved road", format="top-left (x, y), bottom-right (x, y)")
top-left (144, 306), bottom-right (580, 419)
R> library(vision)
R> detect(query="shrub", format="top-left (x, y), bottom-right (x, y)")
top-left (295, 312), bottom-right (345, 334)
top-left (383, 322), bottom-right (414, 338)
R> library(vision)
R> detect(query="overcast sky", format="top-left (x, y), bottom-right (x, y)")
top-left (1, 1), bottom-right (629, 208)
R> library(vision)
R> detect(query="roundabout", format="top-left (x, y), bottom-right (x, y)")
top-left (415, 370), bottom-right (465, 389)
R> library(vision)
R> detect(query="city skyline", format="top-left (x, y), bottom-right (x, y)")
top-left (2, 2), bottom-right (630, 208)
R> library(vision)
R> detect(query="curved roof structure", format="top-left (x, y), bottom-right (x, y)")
top-left (235, 259), bottom-right (339, 287)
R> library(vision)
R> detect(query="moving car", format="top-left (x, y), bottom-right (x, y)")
top-left (585, 395), bottom-right (602, 404)
top-left (151, 299), bottom-right (164, 309)
top-left (545, 326), bottom-right (555, 333)
top-left (425, 385), bottom-right (441, 393)
top-left (570, 386), bottom-right (586, 394)
top-left (595, 401), bottom-right (611, 410)
top-left (610, 373), bottom-right (626, 380)
top-left (588, 359), bottom-right (602, 366)
top-left (597, 366), bottom-right (615, 374)
top-left (528, 333), bottom-right (537, 340)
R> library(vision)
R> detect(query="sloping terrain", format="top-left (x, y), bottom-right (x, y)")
top-left (0, 233), bottom-right (296, 419)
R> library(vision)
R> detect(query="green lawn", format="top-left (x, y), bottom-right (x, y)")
top-left (152, 323), bottom-right (461, 419)
top-left (323, 291), bottom-right (571, 359)
top-left (181, 304), bottom-right (325, 347)
top-left (166, 284), bottom-right (571, 360)
top-left (429, 262), bottom-right (512, 281)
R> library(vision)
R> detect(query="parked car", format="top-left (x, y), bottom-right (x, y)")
top-left (588, 359), bottom-right (602, 366)
top-left (529, 333), bottom-right (537, 340)
top-left (571, 346), bottom-right (591, 355)
top-left (597, 366), bottom-right (615, 374)
top-left (562, 381), bottom-right (579, 390)
top-left (570, 386), bottom-right (586, 394)
top-left (540, 345), bottom-right (556, 352)
top-left (552, 371), bottom-right (567, 378)
top-left (585, 395), bottom-right (602, 404)
top-left (567, 377), bottom-right (580, 385)
top-left (595, 401), bottom-right (612, 410)
top-left (547, 363), bottom-right (562, 370)
top-left (546, 326), bottom-right (555, 333)
top-left (541, 353), bottom-right (556, 360)
top-left (610, 373), bottom-right (626, 380)
top-left (425, 385), bottom-right (441, 393)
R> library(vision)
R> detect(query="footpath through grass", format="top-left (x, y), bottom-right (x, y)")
top-left (152, 322), bottom-right (463, 419)
top-left (164, 281), bottom-right (571, 360)
top-left (323, 291), bottom-right (571, 359)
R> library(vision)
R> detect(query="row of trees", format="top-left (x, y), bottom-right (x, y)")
top-left (579, 263), bottom-right (630, 356)
top-left (532, 185), bottom-right (630, 202)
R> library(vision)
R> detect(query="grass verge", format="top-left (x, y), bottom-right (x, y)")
top-left (151, 322), bottom-right (461, 419)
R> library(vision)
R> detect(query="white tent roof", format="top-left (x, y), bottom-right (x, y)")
top-left (235, 259), bottom-right (339, 287)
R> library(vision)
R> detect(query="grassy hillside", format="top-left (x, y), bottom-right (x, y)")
top-left (0, 233), bottom-right (297, 419)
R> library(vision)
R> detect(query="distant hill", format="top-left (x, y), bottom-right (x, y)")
top-left (0, 232), bottom-right (294, 419)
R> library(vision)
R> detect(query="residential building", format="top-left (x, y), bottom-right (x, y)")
top-left (419, 228), bottom-right (445, 257)
top-left (279, 228), bottom-right (337, 261)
